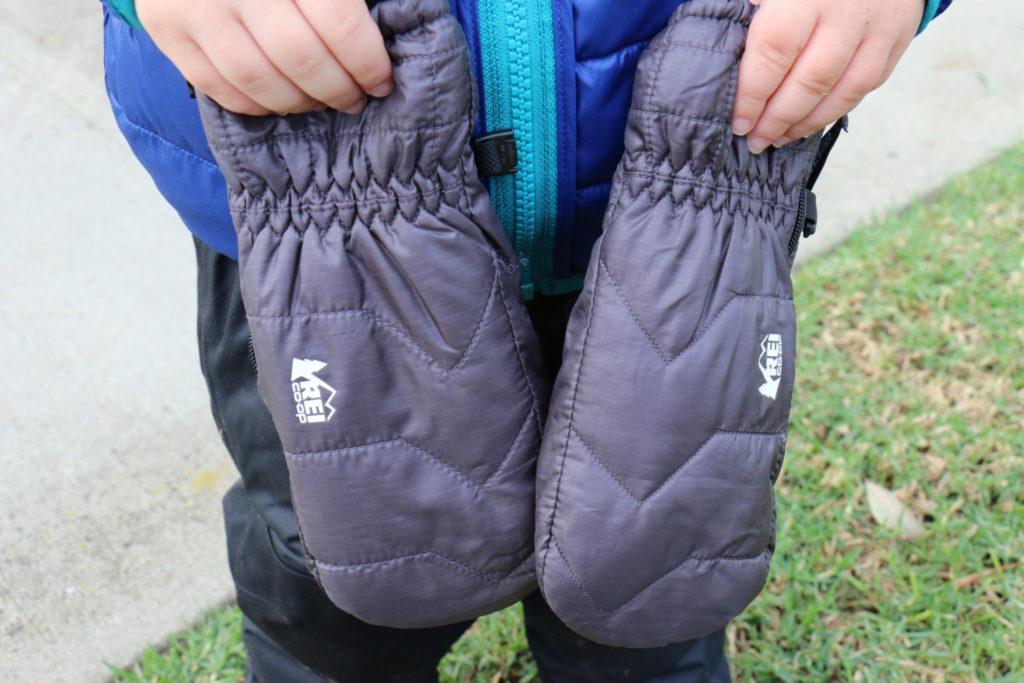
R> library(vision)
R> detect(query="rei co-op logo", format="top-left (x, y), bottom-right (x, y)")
top-left (291, 358), bottom-right (337, 425)
top-left (758, 333), bottom-right (783, 400)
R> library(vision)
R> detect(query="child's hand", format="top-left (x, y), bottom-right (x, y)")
top-left (732, 0), bottom-right (923, 153)
top-left (136, 0), bottom-right (393, 116)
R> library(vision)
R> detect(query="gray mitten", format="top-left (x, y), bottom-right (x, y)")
top-left (197, 0), bottom-right (547, 628)
top-left (535, 0), bottom-right (832, 647)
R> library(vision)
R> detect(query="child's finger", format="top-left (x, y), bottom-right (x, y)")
top-left (166, 38), bottom-right (274, 116)
top-left (743, 29), bottom-right (857, 153)
top-left (202, 20), bottom-right (320, 114)
top-left (240, 0), bottom-right (366, 114)
top-left (732, 0), bottom-right (816, 137)
top-left (773, 42), bottom-right (889, 146)
top-left (295, 0), bottom-right (394, 98)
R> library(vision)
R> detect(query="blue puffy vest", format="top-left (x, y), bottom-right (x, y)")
top-left (101, 0), bottom-right (687, 298)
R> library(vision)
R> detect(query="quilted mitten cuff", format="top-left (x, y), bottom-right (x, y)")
top-left (198, 0), bottom-right (547, 628)
top-left (535, 0), bottom-right (832, 647)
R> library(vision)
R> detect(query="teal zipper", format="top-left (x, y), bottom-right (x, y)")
top-left (476, 0), bottom-right (559, 300)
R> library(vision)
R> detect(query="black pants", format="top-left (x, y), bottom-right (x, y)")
top-left (194, 238), bottom-right (731, 682)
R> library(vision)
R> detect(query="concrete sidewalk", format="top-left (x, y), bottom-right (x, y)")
top-left (1, 1), bottom-right (1021, 680)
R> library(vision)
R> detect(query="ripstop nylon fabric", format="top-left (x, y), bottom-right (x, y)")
top-left (535, 0), bottom-right (824, 647)
top-left (101, 0), bottom-right (951, 293)
top-left (197, 0), bottom-right (548, 628)
top-left (98, 0), bottom-right (691, 296)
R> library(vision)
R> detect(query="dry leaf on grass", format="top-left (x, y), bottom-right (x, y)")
top-left (952, 561), bottom-right (1022, 590)
top-left (864, 480), bottom-right (927, 538)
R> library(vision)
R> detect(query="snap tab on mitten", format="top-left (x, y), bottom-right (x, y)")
top-left (472, 130), bottom-right (519, 177)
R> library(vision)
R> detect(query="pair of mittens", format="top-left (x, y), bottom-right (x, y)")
top-left (199, 0), bottom-right (826, 646)
top-left (535, 0), bottom-right (826, 647)
top-left (198, 0), bottom-right (547, 628)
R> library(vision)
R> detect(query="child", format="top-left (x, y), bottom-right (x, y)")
top-left (99, 0), bottom-right (950, 680)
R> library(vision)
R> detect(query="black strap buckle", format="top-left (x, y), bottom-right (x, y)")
top-left (788, 116), bottom-right (847, 257)
top-left (471, 130), bottom-right (519, 177)
top-left (789, 187), bottom-right (818, 257)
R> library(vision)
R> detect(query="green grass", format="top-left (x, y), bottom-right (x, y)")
top-left (728, 144), bottom-right (1024, 682)
top-left (439, 604), bottom-right (538, 683)
top-left (106, 607), bottom-right (246, 682)
top-left (108, 144), bottom-right (1024, 682)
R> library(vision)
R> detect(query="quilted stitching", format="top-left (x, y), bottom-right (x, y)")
top-left (198, 0), bottom-right (549, 629)
top-left (535, 0), bottom-right (823, 647)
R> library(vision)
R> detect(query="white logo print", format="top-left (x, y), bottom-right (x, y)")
top-left (758, 333), bottom-right (783, 400)
top-left (291, 358), bottom-right (337, 424)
